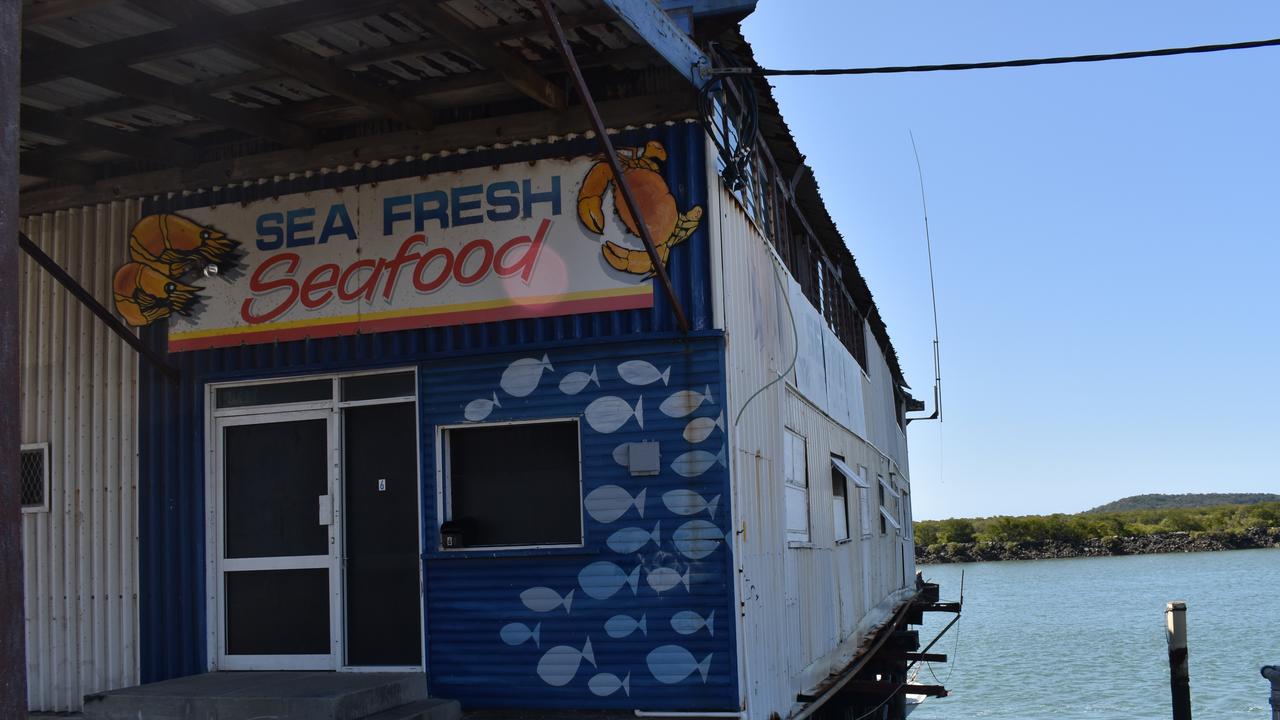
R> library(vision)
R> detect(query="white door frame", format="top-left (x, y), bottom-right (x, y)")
top-left (204, 370), bottom-right (425, 673)
top-left (211, 408), bottom-right (340, 670)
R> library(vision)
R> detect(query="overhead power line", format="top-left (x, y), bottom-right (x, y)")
top-left (707, 36), bottom-right (1280, 77)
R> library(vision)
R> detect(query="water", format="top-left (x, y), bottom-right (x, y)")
top-left (912, 548), bottom-right (1279, 719)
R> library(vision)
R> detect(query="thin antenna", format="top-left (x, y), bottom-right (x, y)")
top-left (907, 131), bottom-right (942, 423)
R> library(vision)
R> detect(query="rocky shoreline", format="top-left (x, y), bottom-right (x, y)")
top-left (915, 526), bottom-right (1280, 564)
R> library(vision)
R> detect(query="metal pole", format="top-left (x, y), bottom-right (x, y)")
top-left (1166, 601), bottom-right (1191, 720)
top-left (535, 0), bottom-right (691, 334)
top-left (1262, 666), bottom-right (1280, 720)
top-left (0, 0), bottom-right (29, 716)
top-left (17, 232), bottom-right (180, 381)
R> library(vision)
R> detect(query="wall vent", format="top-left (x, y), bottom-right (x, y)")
top-left (21, 443), bottom-right (50, 513)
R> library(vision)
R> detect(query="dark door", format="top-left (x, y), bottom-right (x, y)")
top-left (219, 413), bottom-right (334, 668)
top-left (344, 402), bottom-right (422, 666)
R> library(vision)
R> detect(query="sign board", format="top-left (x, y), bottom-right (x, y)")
top-left (110, 143), bottom-right (702, 351)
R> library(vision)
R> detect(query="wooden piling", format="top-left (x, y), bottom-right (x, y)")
top-left (1166, 601), bottom-right (1191, 720)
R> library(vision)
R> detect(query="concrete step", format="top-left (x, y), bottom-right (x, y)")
top-left (362, 698), bottom-right (462, 720)
top-left (82, 671), bottom-right (430, 720)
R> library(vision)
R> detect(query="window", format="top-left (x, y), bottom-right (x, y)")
top-left (831, 456), bottom-right (860, 542)
top-left (857, 464), bottom-right (872, 539)
top-left (878, 474), bottom-right (901, 535)
top-left (21, 443), bottom-right (50, 513)
top-left (783, 429), bottom-right (809, 543)
top-left (443, 420), bottom-right (582, 548)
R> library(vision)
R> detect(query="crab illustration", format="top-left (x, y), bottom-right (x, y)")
top-left (129, 213), bottom-right (238, 279)
top-left (577, 141), bottom-right (703, 277)
top-left (112, 261), bottom-right (201, 327)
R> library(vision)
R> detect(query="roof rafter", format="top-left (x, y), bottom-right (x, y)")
top-left (21, 0), bottom-right (403, 87)
top-left (129, 0), bottom-right (435, 131)
top-left (397, 0), bottom-right (566, 110)
top-left (24, 34), bottom-right (315, 147)
top-left (21, 104), bottom-right (199, 165)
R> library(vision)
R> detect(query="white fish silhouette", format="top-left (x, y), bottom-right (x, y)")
top-left (604, 613), bottom-right (647, 639)
top-left (647, 645), bottom-right (712, 684)
top-left (500, 621), bottom-right (541, 647)
top-left (607, 522), bottom-right (661, 554)
top-left (682, 412), bottom-right (725, 443)
top-left (662, 489), bottom-right (720, 519)
top-left (579, 561), bottom-right (641, 600)
top-left (671, 445), bottom-right (727, 478)
top-left (559, 366), bottom-right (599, 395)
top-left (658, 385), bottom-right (714, 418)
top-left (536, 637), bottom-right (595, 687)
top-left (588, 671), bottom-right (631, 697)
top-left (672, 519), bottom-right (725, 560)
top-left (618, 360), bottom-right (671, 386)
top-left (584, 485), bottom-right (646, 524)
top-left (520, 587), bottom-right (574, 614)
top-left (584, 395), bottom-right (644, 433)
top-left (646, 566), bottom-right (691, 594)
top-left (611, 443), bottom-right (632, 467)
top-left (671, 610), bottom-right (715, 637)
top-left (463, 392), bottom-right (500, 422)
top-left (500, 354), bottom-right (553, 397)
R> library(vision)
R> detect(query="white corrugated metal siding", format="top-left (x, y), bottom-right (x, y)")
top-left (19, 202), bottom-right (140, 712)
top-left (712, 167), bottom-right (915, 719)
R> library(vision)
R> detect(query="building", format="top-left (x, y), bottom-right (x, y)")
top-left (9, 1), bottom-right (952, 718)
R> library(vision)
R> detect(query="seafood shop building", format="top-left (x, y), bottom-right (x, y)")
top-left (9, 1), bottom-right (941, 718)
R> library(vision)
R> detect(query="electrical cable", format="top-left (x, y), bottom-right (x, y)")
top-left (711, 36), bottom-right (1280, 78)
top-left (733, 249), bottom-right (799, 427)
top-left (698, 43), bottom-right (759, 192)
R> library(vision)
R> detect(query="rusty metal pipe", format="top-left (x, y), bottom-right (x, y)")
top-left (18, 232), bottom-right (180, 382)
top-left (0, 1), bottom-right (29, 716)
top-left (535, 0), bottom-right (690, 334)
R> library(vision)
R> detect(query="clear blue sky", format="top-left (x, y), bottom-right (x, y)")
top-left (742, 1), bottom-right (1280, 520)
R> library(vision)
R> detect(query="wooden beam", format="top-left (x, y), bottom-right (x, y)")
top-left (599, 0), bottom-right (710, 88)
top-left (21, 148), bottom-right (97, 184)
top-left (21, 104), bottom-right (198, 164)
top-left (844, 681), bottom-right (948, 698)
top-left (21, 0), bottom-right (402, 86)
top-left (343, 6), bottom-right (616, 68)
top-left (22, 0), bottom-right (115, 25)
top-left (881, 651), bottom-right (948, 663)
top-left (397, 0), bottom-right (566, 110)
top-left (25, 35), bottom-right (314, 146)
top-left (129, 0), bottom-right (434, 131)
top-left (20, 91), bottom-right (696, 214)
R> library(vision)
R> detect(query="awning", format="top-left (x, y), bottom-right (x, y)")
top-left (880, 506), bottom-right (901, 530)
top-left (831, 457), bottom-right (867, 488)
top-left (878, 474), bottom-right (900, 499)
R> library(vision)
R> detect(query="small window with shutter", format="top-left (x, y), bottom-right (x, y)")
top-left (21, 443), bottom-right (50, 514)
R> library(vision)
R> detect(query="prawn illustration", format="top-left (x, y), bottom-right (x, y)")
top-left (129, 213), bottom-right (238, 278)
top-left (112, 261), bottom-right (201, 327)
top-left (577, 141), bottom-right (702, 277)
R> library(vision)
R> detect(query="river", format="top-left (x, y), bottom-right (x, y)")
top-left (912, 548), bottom-right (1279, 719)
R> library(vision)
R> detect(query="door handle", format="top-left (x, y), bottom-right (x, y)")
top-left (318, 494), bottom-right (333, 526)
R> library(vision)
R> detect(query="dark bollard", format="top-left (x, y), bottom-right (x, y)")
top-left (1262, 666), bottom-right (1280, 720)
top-left (1165, 601), bottom-right (1191, 720)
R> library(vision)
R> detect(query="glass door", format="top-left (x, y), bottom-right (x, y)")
top-left (215, 410), bottom-right (337, 669)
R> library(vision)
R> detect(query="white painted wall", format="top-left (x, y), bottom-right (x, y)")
top-left (713, 173), bottom-right (915, 719)
top-left (19, 203), bottom-right (140, 712)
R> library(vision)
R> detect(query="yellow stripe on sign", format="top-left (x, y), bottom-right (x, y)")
top-left (168, 285), bottom-right (653, 342)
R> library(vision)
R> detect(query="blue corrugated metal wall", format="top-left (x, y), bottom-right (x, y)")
top-left (423, 338), bottom-right (735, 709)
top-left (135, 125), bottom-right (735, 710)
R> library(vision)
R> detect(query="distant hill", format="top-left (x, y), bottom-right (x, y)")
top-left (1085, 493), bottom-right (1280, 514)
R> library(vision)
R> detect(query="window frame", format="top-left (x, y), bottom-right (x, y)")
top-left (437, 417), bottom-right (585, 551)
top-left (831, 455), bottom-right (862, 543)
top-left (20, 442), bottom-right (51, 514)
top-left (856, 464), bottom-right (873, 540)
top-left (783, 427), bottom-right (811, 544)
